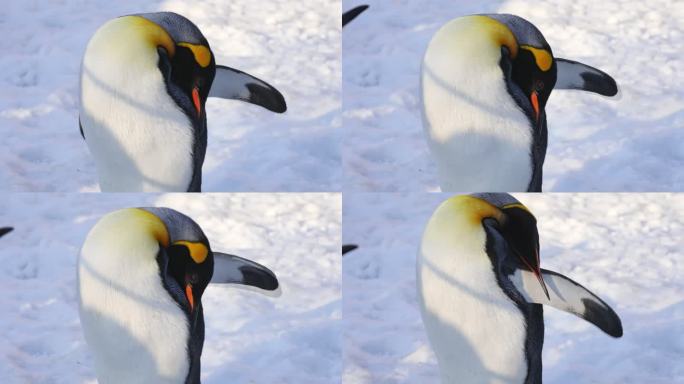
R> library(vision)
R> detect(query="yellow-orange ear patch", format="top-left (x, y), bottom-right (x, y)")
top-left (520, 45), bottom-right (553, 71)
top-left (174, 241), bottom-right (209, 263)
top-left (178, 43), bottom-right (212, 68)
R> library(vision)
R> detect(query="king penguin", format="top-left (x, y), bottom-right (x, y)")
top-left (417, 193), bottom-right (622, 384)
top-left (421, 14), bottom-right (618, 192)
top-left (79, 12), bottom-right (287, 192)
top-left (78, 207), bottom-right (279, 384)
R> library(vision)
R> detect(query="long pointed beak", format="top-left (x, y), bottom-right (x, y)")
top-left (532, 247), bottom-right (549, 300)
top-left (191, 87), bottom-right (201, 117)
top-left (530, 91), bottom-right (540, 122)
top-left (185, 283), bottom-right (195, 312)
top-left (518, 247), bottom-right (550, 300)
top-left (534, 269), bottom-right (550, 300)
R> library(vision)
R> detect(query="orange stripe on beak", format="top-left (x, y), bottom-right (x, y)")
top-left (185, 284), bottom-right (194, 312)
top-left (530, 91), bottom-right (540, 122)
top-left (192, 87), bottom-right (201, 117)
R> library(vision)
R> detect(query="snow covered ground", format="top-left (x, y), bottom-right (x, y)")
top-left (0, 0), bottom-right (341, 192)
top-left (343, 193), bottom-right (684, 383)
top-left (0, 193), bottom-right (341, 383)
top-left (343, 0), bottom-right (684, 192)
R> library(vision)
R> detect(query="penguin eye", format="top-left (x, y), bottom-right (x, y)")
top-left (534, 80), bottom-right (544, 92)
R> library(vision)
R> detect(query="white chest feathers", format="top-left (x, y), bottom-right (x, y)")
top-left (78, 211), bottom-right (190, 383)
top-left (421, 18), bottom-right (533, 192)
top-left (417, 209), bottom-right (528, 383)
top-left (80, 18), bottom-right (195, 192)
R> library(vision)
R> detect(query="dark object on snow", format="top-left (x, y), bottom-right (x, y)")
top-left (0, 227), bottom-right (13, 239)
top-left (343, 5), bottom-right (369, 27)
top-left (342, 244), bottom-right (358, 255)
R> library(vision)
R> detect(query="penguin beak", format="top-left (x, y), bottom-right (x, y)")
top-left (530, 91), bottom-right (540, 123)
top-left (529, 247), bottom-right (550, 300)
top-left (185, 283), bottom-right (195, 312)
top-left (191, 87), bottom-right (202, 117)
top-left (516, 247), bottom-right (550, 300)
top-left (532, 268), bottom-right (550, 300)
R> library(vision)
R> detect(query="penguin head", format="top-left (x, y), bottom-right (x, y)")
top-left (424, 14), bottom-right (557, 125)
top-left (426, 194), bottom-right (549, 298)
top-left (485, 14), bottom-right (556, 124)
top-left (87, 207), bottom-right (280, 313)
top-left (84, 12), bottom-right (216, 122)
top-left (134, 207), bottom-right (217, 315)
top-left (135, 12), bottom-right (216, 122)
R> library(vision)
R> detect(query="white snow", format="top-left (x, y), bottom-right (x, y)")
top-left (343, 0), bottom-right (684, 192)
top-left (0, 0), bottom-right (340, 192)
top-left (343, 193), bottom-right (684, 383)
top-left (0, 193), bottom-right (341, 383)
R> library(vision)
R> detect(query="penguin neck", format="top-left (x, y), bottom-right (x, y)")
top-left (421, 52), bottom-right (534, 192)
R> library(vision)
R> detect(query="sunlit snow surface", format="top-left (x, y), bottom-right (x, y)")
top-left (343, 193), bottom-right (684, 383)
top-left (0, 193), bottom-right (341, 383)
top-left (343, 0), bottom-right (683, 192)
top-left (0, 0), bottom-right (340, 192)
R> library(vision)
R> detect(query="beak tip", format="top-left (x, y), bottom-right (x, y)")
top-left (535, 271), bottom-right (550, 301)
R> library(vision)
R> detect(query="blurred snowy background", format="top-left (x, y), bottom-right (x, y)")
top-left (0, 193), bottom-right (341, 383)
top-left (343, 0), bottom-right (683, 191)
top-left (0, 0), bottom-right (340, 191)
top-left (343, 193), bottom-right (684, 383)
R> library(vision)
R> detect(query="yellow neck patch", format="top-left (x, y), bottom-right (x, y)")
top-left (174, 241), bottom-right (209, 264)
top-left (520, 45), bottom-right (553, 71)
top-left (124, 16), bottom-right (176, 58)
top-left (131, 208), bottom-right (170, 247)
top-left (178, 42), bottom-right (212, 68)
top-left (473, 15), bottom-right (519, 59)
top-left (445, 195), bottom-right (505, 225)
